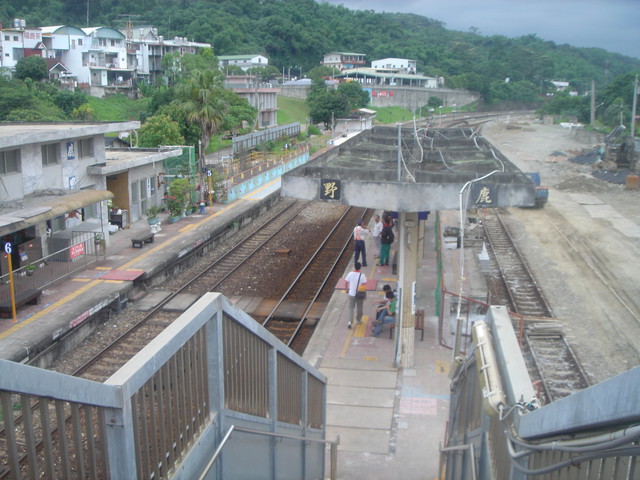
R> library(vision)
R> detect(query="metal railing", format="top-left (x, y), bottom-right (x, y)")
top-left (0, 233), bottom-right (104, 305)
top-left (0, 293), bottom-right (328, 479)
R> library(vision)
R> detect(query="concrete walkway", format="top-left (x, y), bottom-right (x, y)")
top-left (304, 217), bottom-right (451, 479)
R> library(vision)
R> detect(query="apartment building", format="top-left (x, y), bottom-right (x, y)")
top-left (0, 20), bottom-right (210, 96)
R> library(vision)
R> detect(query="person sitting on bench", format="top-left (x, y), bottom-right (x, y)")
top-left (372, 290), bottom-right (396, 337)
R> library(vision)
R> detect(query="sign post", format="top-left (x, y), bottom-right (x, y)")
top-left (207, 170), bottom-right (214, 214)
top-left (4, 243), bottom-right (17, 323)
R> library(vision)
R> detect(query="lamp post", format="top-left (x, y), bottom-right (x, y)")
top-left (438, 105), bottom-right (443, 127)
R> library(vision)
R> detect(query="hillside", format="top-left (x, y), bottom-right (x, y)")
top-left (2, 0), bottom-right (638, 94)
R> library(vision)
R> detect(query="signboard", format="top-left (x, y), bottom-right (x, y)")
top-left (471, 184), bottom-right (497, 207)
top-left (69, 242), bottom-right (85, 259)
top-left (320, 179), bottom-right (341, 200)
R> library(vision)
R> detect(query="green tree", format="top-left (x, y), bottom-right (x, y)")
top-left (138, 114), bottom-right (185, 147)
top-left (175, 69), bottom-right (229, 165)
top-left (218, 89), bottom-right (257, 134)
top-left (15, 55), bottom-right (48, 81)
top-left (308, 89), bottom-right (349, 129)
top-left (246, 65), bottom-right (280, 82)
top-left (71, 103), bottom-right (95, 121)
top-left (336, 81), bottom-right (370, 109)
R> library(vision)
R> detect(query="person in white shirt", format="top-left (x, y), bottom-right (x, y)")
top-left (353, 218), bottom-right (370, 267)
top-left (344, 262), bottom-right (367, 328)
top-left (372, 214), bottom-right (383, 259)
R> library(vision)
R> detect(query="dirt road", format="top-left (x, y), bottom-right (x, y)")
top-left (481, 117), bottom-right (640, 384)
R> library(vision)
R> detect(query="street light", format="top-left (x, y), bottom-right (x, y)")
top-left (438, 105), bottom-right (443, 127)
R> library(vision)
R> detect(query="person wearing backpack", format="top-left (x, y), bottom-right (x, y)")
top-left (378, 218), bottom-right (394, 266)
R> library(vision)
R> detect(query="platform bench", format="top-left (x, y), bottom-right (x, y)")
top-left (131, 233), bottom-right (155, 248)
top-left (0, 289), bottom-right (42, 317)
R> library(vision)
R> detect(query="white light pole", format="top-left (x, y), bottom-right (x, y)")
top-left (438, 105), bottom-right (443, 127)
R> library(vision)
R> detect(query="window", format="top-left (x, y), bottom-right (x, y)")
top-left (41, 143), bottom-right (60, 166)
top-left (78, 39), bottom-right (83, 46)
top-left (3, 35), bottom-right (9, 41)
top-left (77, 138), bottom-right (94, 158)
top-left (13, 36), bottom-right (18, 41)
top-left (0, 149), bottom-right (20, 174)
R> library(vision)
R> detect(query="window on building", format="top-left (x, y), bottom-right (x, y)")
top-left (13, 36), bottom-right (18, 41)
top-left (4, 36), bottom-right (9, 41)
top-left (110, 39), bottom-right (116, 46)
top-left (78, 39), bottom-right (83, 46)
top-left (77, 138), bottom-right (94, 158)
top-left (0, 149), bottom-right (20, 174)
top-left (41, 143), bottom-right (60, 166)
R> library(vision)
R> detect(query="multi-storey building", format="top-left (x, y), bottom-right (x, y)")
top-left (371, 57), bottom-right (417, 74)
top-left (218, 54), bottom-right (269, 72)
top-left (0, 20), bottom-right (211, 96)
top-left (321, 52), bottom-right (367, 71)
top-left (223, 75), bottom-right (280, 128)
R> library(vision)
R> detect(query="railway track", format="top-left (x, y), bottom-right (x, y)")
top-left (259, 206), bottom-right (366, 350)
top-left (0, 200), bottom-right (364, 477)
top-left (480, 209), bottom-right (589, 403)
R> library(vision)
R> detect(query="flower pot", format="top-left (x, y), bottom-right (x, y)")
top-left (148, 217), bottom-right (159, 225)
top-left (169, 216), bottom-right (182, 224)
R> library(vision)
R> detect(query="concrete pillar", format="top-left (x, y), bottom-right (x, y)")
top-left (397, 211), bottom-right (420, 368)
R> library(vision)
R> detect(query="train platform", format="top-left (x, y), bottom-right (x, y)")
top-left (0, 172), bottom-right (456, 478)
top-left (304, 214), bottom-right (452, 479)
top-left (0, 179), bottom-right (282, 363)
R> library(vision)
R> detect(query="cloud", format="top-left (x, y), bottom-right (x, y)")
top-left (320, 0), bottom-right (640, 59)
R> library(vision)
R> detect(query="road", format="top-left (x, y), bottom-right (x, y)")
top-left (482, 117), bottom-right (640, 384)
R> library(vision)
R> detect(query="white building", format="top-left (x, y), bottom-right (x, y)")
top-left (0, 20), bottom-right (211, 96)
top-left (218, 54), bottom-right (269, 72)
top-left (321, 52), bottom-right (367, 71)
top-left (371, 58), bottom-right (417, 75)
top-left (0, 122), bottom-right (186, 265)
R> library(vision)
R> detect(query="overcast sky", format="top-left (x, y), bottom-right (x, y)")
top-left (320, 0), bottom-right (640, 59)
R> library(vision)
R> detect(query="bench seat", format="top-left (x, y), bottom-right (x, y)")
top-left (131, 233), bottom-right (155, 248)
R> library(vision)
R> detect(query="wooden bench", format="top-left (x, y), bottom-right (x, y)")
top-left (131, 232), bottom-right (155, 248)
top-left (0, 289), bottom-right (42, 318)
top-left (415, 309), bottom-right (425, 341)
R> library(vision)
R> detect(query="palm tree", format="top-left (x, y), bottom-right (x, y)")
top-left (175, 69), bottom-right (229, 166)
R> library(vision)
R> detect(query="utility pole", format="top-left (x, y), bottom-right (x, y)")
top-left (631, 75), bottom-right (638, 138)
top-left (590, 80), bottom-right (596, 127)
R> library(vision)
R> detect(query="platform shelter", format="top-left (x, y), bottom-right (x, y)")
top-left (281, 124), bottom-right (537, 367)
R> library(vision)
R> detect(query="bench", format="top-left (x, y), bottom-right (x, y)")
top-left (415, 309), bottom-right (425, 341)
top-left (387, 310), bottom-right (424, 340)
top-left (0, 289), bottom-right (42, 318)
top-left (131, 233), bottom-right (155, 248)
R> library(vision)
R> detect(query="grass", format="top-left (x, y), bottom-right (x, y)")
top-left (86, 95), bottom-right (150, 122)
top-left (370, 106), bottom-right (415, 125)
top-left (277, 96), bottom-right (310, 125)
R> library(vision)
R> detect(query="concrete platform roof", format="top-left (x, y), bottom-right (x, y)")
top-left (281, 125), bottom-right (537, 211)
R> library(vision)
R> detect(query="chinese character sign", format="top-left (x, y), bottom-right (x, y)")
top-left (471, 184), bottom-right (496, 207)
top-left (320, 179), bottom-right (341, 200)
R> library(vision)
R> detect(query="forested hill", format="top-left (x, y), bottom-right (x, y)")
top-left (2, 0), bottom-right (638, 93)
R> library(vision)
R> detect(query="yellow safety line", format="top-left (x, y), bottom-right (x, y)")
top-left (340, 328), bottom-right (354, 358)
top-left (354, 315), bottom-right (368, 337)
top-left (0, 280), bottom-right (102, 340)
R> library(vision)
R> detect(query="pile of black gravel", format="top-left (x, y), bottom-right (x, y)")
top-left (570, 150), bottom-right (600, 165)
top-left (592, 168), bottom-right (630, 185)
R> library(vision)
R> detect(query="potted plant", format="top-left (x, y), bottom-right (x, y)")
top-left (25, 264), bottom-right (36, 276)
top-left (165, 177), bottom-right (192, 222)
top-left (146, 205), bottom-right (162, 225)
top-left (164, 195), bottom-right (184, 223)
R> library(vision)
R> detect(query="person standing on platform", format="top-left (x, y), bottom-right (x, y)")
top-left (378, 217), bottom-right (395, 266)
top-left (353, 218), bottom-right (370, 267)
top-left (372, 291), bottom-right (397, 337)
top-left (344, 262), bottom-right (367, 328)
top-left (372, 214), bottom-right (383, 259)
